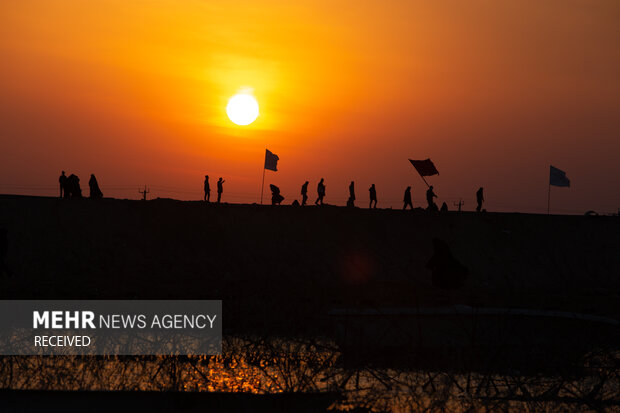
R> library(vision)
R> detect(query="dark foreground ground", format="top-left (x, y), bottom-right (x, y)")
top-left (1, 195), bottom-right (619, 411)
top-left (0, 194), bottom-right (619, 332)
top-left (0, 389), bottom-right (338, 413)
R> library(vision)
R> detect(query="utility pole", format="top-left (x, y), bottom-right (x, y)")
top-left (139, 185), bottom-right (149, 201)
top-left (453, 199), bottom-right (464, 212)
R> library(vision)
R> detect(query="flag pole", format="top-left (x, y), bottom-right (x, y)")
top-left (547, 164), bottom-right (551, 215)
top-left (260, 167), bottom-right (266, 205)
top-left (420, 175), bottom-right (431, 188)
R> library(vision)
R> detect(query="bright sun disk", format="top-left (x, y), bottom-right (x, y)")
top-left (226, 93), bottom-right (259, 126)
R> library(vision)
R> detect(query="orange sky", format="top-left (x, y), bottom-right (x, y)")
top-left (1, 0), bottom-right (619, 213)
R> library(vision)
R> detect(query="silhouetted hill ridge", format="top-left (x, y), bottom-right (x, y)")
top-left (1, 195), bottom-right (618, 329)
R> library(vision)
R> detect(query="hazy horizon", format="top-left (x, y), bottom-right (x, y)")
top-left (1, 0), bottom-right (619, 214)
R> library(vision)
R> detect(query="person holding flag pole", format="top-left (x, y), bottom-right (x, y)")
top-left (261, 149), bottom-right (279, 204)
top-left (409, 158), bottom-right (440, 211)
top-left (548, 165), bottom-right (570, 214)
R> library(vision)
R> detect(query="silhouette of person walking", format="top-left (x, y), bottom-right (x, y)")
top-left (59, 171), bottom-right (67, 198)
top-left (89, 174), bottom-right (103, 199)
top-left (66, 174), bottom-right (82, 198)
top-left (476, 187), bottom-right (484, 212)
top-left (217, 177), bottom-right (225, 203)
top-left (426, 185), bottom-right (437, 211)
top-left (403, 186), bottom-right (413, 210)
top-left (204, 175), bottom-right (211, 202)
top-left (315, 178), bottom-right (326, 205)
top-left (369, 184), bottom-right (377, 209)
top-left (347, 181), bottom-right (356, 207)
top-left (301, 181), bottom-right (309, 206)
top-left (270, 184), bottom-right (284, 205)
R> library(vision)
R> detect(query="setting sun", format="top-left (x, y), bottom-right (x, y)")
top-left (226, 93), bottom-right (259, 126)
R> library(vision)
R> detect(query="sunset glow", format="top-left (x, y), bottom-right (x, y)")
top-left (0, 0), bottom-right (619, 213)
top-left (0, 2), bottom-right (618, 407)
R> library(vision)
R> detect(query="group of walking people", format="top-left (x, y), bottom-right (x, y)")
top-left (58, 170), bottom-right (485, 211)
top-left (272, 178), bottom-right (485, 212)
top-left (345, 181), bottom-right (430, 210)
top-left (58, 171), bottom-right (103, 199)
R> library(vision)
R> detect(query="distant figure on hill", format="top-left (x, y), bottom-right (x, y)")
top-left (65, 174), bottom-right (82, 198)
top-left (270, 184), bottom-right (284, 205)
top-left (369, 184), bottom-right (377, 209)
top-left (315, 178), bottom-right (326, 205)
top-left (476, 187), bottom-right (484, 212)
top-left (440, 202), bottom-right (448, 212)
top-left (89, 174), bottom-right (103, 199)
top-left (347, 181), bottom-right (356, 207)
top-left (204, 175), bottom-right (211, 202)
top-left (426, 185), bottom-right (437, 211)
top-left (301, 181), bottom-right (309, 206)
top-left (426, 238), bottom-right (468, 290)
top-left (217, 177), bottom-right (225, 203)
top-left (59, 171), bottom-right (67, 198)
top-left (403, 186), bottom-right (413, 210)
top-left (0, 228), bottom-right (10, 277)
